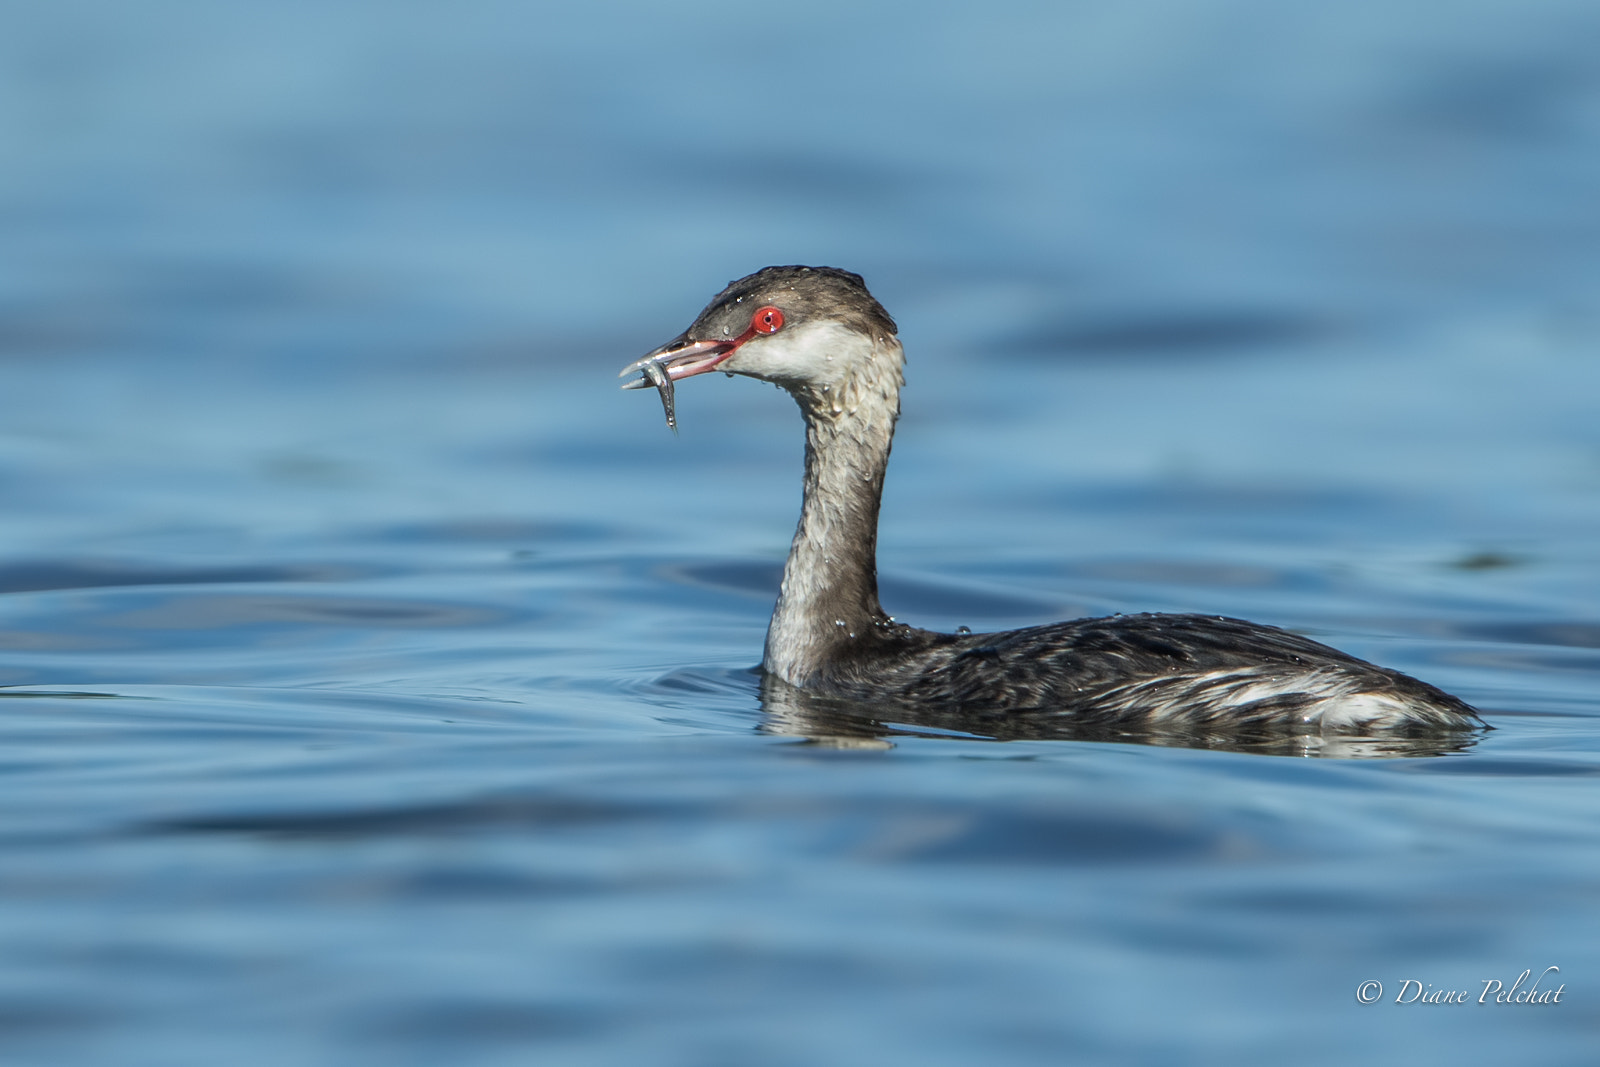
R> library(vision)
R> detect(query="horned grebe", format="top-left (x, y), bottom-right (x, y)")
top-left (620, 266), bottom-right (1483, 737)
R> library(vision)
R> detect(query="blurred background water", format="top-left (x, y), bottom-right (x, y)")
top-left (1, 1), bottom-right (1598, 1064)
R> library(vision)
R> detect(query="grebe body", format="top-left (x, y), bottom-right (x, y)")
top-left (621, 266), bottom-right (1482, 736)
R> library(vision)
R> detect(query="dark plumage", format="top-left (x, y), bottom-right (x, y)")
top-left (621, 266), bottom-right (1485, 739)
top-left (818, 612), bottom-right (1480, 735)
top-left (695, 265), bottom-right (898, 340)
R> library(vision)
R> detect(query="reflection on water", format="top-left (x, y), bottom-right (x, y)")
top-left (3, 1), bottom-right (1600, 1065)
top-left (753, 672), bottom-right (1487, 759)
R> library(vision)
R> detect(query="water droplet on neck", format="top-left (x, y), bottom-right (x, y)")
top-left (956, 625), bottom-right (972, 635)
top-left (834, 619), bottom-right (847, 628)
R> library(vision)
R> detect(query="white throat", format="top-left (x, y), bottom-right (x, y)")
top-left (760, 332), bottom-right (905, 686)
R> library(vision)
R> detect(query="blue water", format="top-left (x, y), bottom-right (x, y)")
top-left (3, 3), bottom-right (1599, 1064)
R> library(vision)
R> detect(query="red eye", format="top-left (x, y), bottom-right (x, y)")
top-left (751, 306), bottom-right (785, 334)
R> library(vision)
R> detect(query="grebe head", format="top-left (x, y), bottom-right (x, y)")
top-left (620, 265), bottom-right (898, 399)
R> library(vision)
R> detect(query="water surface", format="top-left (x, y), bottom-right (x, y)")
top-left (2, 3), bottom-right (1598, 1064)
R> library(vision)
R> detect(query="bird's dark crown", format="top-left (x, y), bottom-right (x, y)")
top-left (688, 265), bottom-right (898, 342)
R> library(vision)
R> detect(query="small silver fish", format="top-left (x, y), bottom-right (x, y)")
top-left (620, 336), bottom-right (732, 431)
top-left (638, 358), bottom-right (677, 433)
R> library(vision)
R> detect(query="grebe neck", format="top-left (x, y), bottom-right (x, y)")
top-left (762, 338), bottom-right (903, 685)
